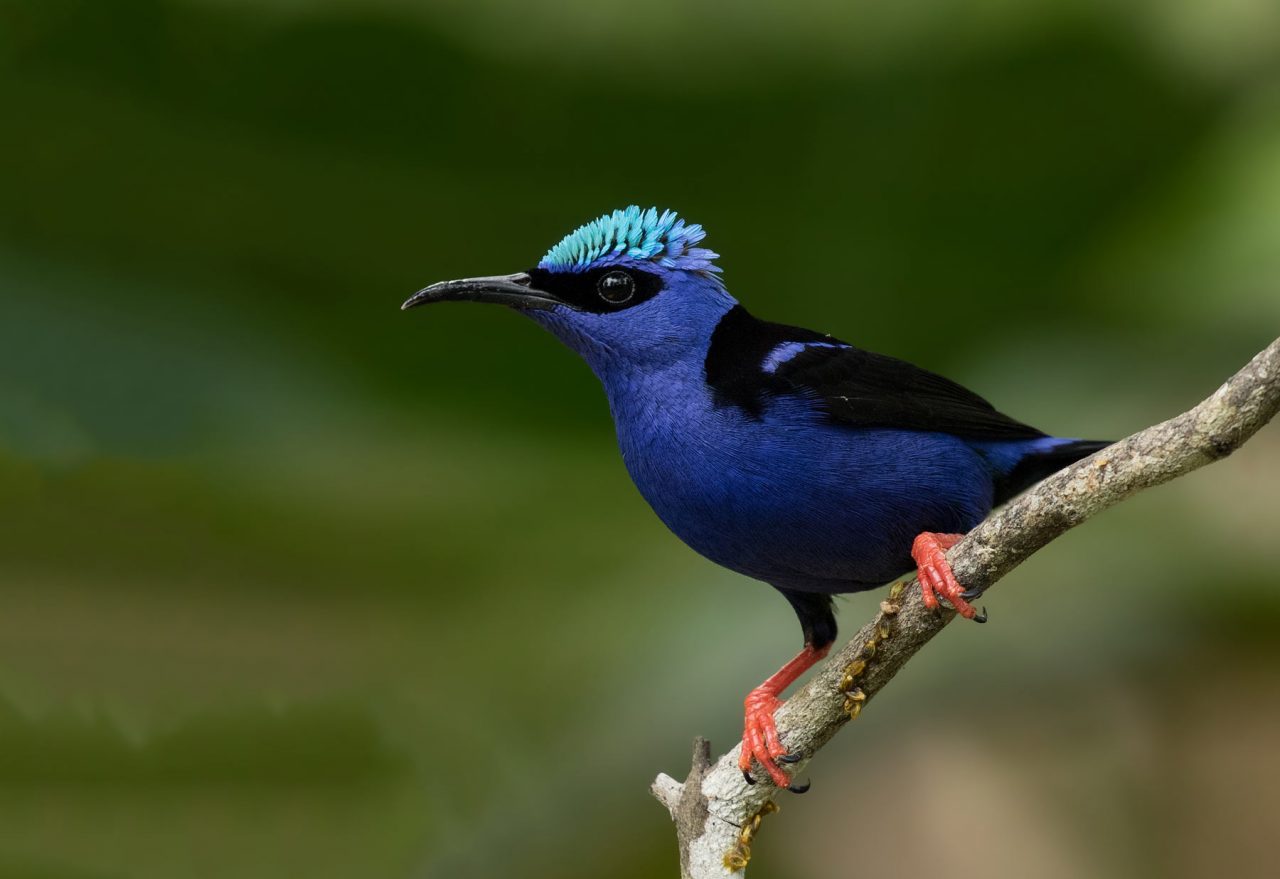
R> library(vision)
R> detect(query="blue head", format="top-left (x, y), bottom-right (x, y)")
top-left (404, 206), bottom-right (737, 377)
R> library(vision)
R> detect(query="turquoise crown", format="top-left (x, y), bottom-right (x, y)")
top-left (538, 206), bottom-right (721, 274)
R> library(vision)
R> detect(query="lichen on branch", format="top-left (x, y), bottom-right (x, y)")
top-left (652, 337), bottom-right (1280, 879)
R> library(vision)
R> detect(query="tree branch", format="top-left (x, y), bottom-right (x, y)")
top-left (651, 337), bottom-right (1280, 878)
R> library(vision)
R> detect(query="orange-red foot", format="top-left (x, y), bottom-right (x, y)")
top-left (737, 644), bottom-right (828, 791)
top-left (740, 689), bottom-right (792, 788)
top-left (912, 532), bottom-right (987, 622)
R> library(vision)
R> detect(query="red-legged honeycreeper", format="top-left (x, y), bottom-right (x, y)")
top-left (403, 206), bottom-right (1108, 790)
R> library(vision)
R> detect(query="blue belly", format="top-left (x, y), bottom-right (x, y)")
top-left (615, 394), bottom-right (995, 594)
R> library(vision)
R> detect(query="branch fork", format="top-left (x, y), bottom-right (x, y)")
top-left (652, 337), bottom-right (1280, 878)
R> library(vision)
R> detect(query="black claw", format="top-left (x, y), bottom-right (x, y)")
top-left (777, 752), bottom-right (802, 764)
top-left (742, 770), bottom-right (756, 785)
top-left (973, 607), bottom-right (988, 624)
top-left (788, 779), bottom-right (811, 794)
top-left (960, 587), bottom-right (982, 601)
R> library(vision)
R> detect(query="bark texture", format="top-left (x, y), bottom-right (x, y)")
top-left (651, 337), bottom-right (1280, 878)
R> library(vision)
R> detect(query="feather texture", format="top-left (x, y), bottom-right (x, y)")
top-left (538, 205), bottom-right (721, 275)
top-left (516, 209), bottom-right (1106, 632)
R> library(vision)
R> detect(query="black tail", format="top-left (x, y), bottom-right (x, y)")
top-left (993, 439), bottom-right (1111, 506)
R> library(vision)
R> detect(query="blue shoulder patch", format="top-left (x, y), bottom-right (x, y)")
top-left (539, 206), bottom-right (721, 274)
top-left (761, 340), bottom-right (848, 374)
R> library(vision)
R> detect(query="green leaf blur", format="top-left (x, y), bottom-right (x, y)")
top-left (1, 1), bottom-right (1278, 877)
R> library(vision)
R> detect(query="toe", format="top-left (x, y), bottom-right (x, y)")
top-left (742, 703), bottom-right (795, 788)
top-left (757, 753), bottom-right (792, 788)
top-left (761, 718), bottom-right (786, 759)
top-left (742, 732), bottom-right (791, 787)
top-left (918, 569), bottom-right (940, 610)
top-left (940, 581), bottom-right (979, 619)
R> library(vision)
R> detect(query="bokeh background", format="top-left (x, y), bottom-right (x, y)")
top-left (2, 1), bottom-right (1279, 877)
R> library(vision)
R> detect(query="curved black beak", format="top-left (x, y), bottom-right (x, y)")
top-left (401, 272), bottom-right (558, 312)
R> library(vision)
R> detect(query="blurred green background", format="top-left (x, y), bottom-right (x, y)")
top-left (2, 1), bottom-right (1279, 877)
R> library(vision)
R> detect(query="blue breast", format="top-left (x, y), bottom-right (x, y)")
top-left (602, 358), bottom-right (996, 594)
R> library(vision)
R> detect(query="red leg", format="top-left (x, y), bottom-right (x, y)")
top-left (737, 643), bottom-right (829, 788)
top-left (912, 532), bottom-right (985, 621)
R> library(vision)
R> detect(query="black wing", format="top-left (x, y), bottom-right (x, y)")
top-left (775, 342), bottom-right (1047, 440)
top-left (703, 306), bottom-right (1045, 440)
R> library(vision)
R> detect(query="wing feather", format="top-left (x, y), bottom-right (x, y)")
top-left (774, 342), bottom-right (1046, 440)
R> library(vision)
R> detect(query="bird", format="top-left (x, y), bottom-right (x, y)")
top-left (403, 206), bottom-right (1107, 791)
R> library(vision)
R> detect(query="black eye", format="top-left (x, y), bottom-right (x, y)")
top-left (596, 270), bottom-right (635, 305)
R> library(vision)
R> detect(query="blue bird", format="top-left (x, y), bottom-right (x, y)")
top-left (404, 206), bottom-right (1107, 790)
